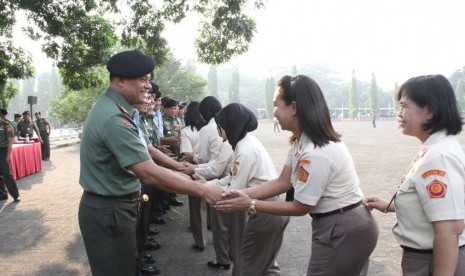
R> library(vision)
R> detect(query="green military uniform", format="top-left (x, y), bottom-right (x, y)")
top-left (0, 118), bottom-right (19, 200)
top-left (16, 120), bottom-right (38, 138)
top-left (162, 114), bottom-right (181, 156)
top-left (144, 113), bottom-right (160, 147)
top-left (78, 88), bottom-right (151, 276)
top-left (35, 118), bottom-right (50, 160)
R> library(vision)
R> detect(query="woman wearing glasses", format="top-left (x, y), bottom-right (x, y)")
top-left (215, 75), bottom-right (378, 276)
top-left (364, 75), bottom-right (465, 275)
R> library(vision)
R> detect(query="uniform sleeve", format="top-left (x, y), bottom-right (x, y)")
top-left (180, 128), bottom-right (193, 153)
top-left (195, 142), bottom-right (234, 180)
top-left (293, 151), bottom-right (333, 206)
top-left (229, 150), bottom-right (257, 190)
top-left (102, 115), bottom-right (151, 168)
top-left (413, 152), bottom-right (465, 222)
top-left (5, 122), bottom-right (14, 139)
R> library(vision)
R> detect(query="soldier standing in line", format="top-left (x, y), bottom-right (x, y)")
top-left (16, 111), bottom-right (42, 142)
top-left (34, 112), bottom-right (52, 161)
top-left (0, 112), bottom-right (20, 202)
top-left (162, 98), bottom-right (184, 206)
top-left (78, 50), bottom-right (224, 276)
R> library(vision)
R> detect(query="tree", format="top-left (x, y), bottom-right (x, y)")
top-left (0, 82), bottom-right (18, 110)
top-left (291, 65), bottom-right (298, 75)
top-left (368, 73), bottom-right (379, 116)
top-left (456, 77), bottom-right (465, 111)
top-left (264, 77), bottom-right (275, 118)
top-left (228, 68), bottom-right (240, 103)
top-left (207, 65), bottom-right (218, 97)
top-left (1, 0), bottom-right (264, 94)
top-left (349, 70), bottom-right (359, 119)
top-left (153, 56), bottom-right (207, 102)
top-left (36, 71), bottom-right (51, 116)
top-left (392, 82), bottom-right (399, 114)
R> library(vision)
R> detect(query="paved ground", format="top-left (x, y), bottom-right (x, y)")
top-left (1, 120), bottom-right (465, 276)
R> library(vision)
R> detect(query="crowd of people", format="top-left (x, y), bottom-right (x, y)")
top-left (77, 49), bottom-right (464, 276)
top-left (0, 108), bottom-right (52, 203)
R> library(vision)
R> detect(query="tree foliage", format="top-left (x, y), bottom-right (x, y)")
top-left (207, 65), bottom-right (218, 97)
top-left (228, 68), bottom-right (240, 103)
top-left (349, 70), bottom-right (359, 118)
top-left (368, 73), bottom-right (379, 115)
top-left (264, 77), bottom-right (275, 118)
top-left (0, 0), bottom-right (263, 95)
top-left (456, 77), bottom-right (465, 111)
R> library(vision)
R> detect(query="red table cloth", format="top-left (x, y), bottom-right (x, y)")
top-left (10, 142), bottom-right (42, 180)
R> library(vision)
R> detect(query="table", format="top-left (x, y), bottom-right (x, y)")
top-left (10, 142), bottom-right (42, 180)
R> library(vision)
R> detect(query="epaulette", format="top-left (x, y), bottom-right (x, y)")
top-left (117, 104), bottom-right (131, 117)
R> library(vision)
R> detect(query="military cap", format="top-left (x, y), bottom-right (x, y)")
top-left (22, 110), bottom-right (30, 116)
top-left (163, 98), bottom-right (178, 108)
top-left (150, 82), bottom-right (159, 94)
top-left (0, 108), bottom-right (7, 116)
top-left (106, 50), bottom-right (155, 78)
top-left (14, 114), bottom-right (22, 119)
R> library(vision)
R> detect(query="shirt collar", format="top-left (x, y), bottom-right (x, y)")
top-left (105, 87), bottom-right (134, 117)
top-left (419, 130), bottom-right (447, 156)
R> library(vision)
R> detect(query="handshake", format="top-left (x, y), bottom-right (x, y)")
top-left (191, 174), bottom-right (251, 212)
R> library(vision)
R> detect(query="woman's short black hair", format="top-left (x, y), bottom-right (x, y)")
top-left (277, 75), bottom-right (340, 147)
top-left (214, 103), bottom-right (257, 150)
top-left (184, 101), bottom-right (204, 131)
top-left (397, 74), bottom-right (463, 135)
top-left (198, 96), bottom-right (222, 123)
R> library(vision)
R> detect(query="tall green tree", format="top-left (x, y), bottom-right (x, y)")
top-left (207, 65), bottom-right (218, 97)
top-left (49, 66), bottom-right (61, 99)
top-left (291, 65), bottom-right (297, 75)
top-left (392, 82), bottom-right (400, 114)
top-left (456, 77), bottom-right (465, 111)
top-left (228, 68), bottom-right (240, 103)
top-left (0, 82), bottom-right (18, 110)
top-left (264, 77), bottom-right (275, 118)
top-left (368, 73), bottom-right (379, 116)
top-left (36, 71), bottom-right (51, 116)
top-left (349, 70), bottom-right (359, 119)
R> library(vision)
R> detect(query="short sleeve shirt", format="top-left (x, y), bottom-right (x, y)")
top-left (0, 119), bottom-right (14, 148)
top-left (393, 131), bottom-right (465, 249)
top-left (285, 135), bottom-right (363, 213)
top-left (35, 118), bottom-right (48, 132)
top-left (79, 88), bottom-right (151, 196)
top-left (17, 120), bottom-right (36, 137)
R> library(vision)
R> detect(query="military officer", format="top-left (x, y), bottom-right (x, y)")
top-left (78, 50), bottom-right (224, 276)
top-left (16, 111), bottom-right (41, 141)
top-left (34, 112), bottom-right (52, 161)
top-left (0, 113), bottom-right (20, 202)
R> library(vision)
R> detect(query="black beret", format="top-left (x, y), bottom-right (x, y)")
top-left (163, 98), bottom-right (178, 108)
top-left (150, 82), bottom-right (159, 94)
top-left (14, 114), bottom-right (22, 118)
top-left (0, 108), bottom-right (7, 115)
top-left (22, 110), bottom-right (30, 116)
top-left (107, 50), bottom-right (155, 78)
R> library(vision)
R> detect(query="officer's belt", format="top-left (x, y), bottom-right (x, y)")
top-left (84, 191), bottom-right (140, 201)
top-left (310, 200), bottom-right (362, 219)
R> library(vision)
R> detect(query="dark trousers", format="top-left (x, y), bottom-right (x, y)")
top-left (40, 131), bottom-right (50, 159)
top-left (78, 191), bottom-right (138, 276)
top-left (137, 184), bottom-right (152, 252)
top-left (0, 147), bottom-right (19, 199)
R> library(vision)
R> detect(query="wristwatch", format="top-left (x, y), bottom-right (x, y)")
top-left (248, 199), bottom-right (257, 215)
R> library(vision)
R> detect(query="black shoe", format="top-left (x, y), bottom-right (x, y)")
top-left (168, 197), bottom-right (184, 206)
top-left (145, 239), bottom-right (161, 250)
top-left (148, 228), bottom-right (160, 235)
top-left (140, 253), bottom-right (156, 264)
top-left (191, 245), bottom-right (205, 252)
top-left (152, 216), bottom-right (166, 225)
top-left (207, 261), bottom-right (230, 270)
top-left (0, 195), bottom-right (7, 201)
top-left (139, 264), bottom-right (161, 275)
top-left (13, 197), bottom-right (21, 202)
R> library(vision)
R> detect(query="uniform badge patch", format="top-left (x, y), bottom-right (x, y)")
top-left (122, 119), bottom-right (133, 126)
top-left (426, 180), bottom-right (447, 198)
top-left (421, 169), bottom-right (446, 178)
top-left (298, 167), bottom-right (309, 182)
top-left (232, 161), bottom-right (240, 176)
top-left (299, 159), bottom-right (311, 165)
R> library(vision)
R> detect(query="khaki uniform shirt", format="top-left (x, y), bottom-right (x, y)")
top-left (285, 134), bottom-right (363, 213)
top-left (393, 131), bottom-right (465, 249)
top-left (196, 141), bottom-right (234, 181)
top-left (197, 118), bottom-right (222, 164)
top-left (79, 88), bottom-right (151, 196)
top-left (0, 119), bottom-right (14, 148)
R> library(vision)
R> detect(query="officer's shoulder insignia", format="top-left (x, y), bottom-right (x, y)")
top-left (6, 125), bottom-right (12, 132)
top-left (298, 166), bottom-right (309, 182)
top-left (232, 161), bottom-right (240, 176)
top-left (117, 104), bottom-right (131, 116)
top-left (122, 119), bottom-right (133, 127)
top-left (299, 159), bottom-right (311, 165)
top-left (426, 179), bottom-right (447, 198)
top-left (421, 169), bottom-right (446, 179)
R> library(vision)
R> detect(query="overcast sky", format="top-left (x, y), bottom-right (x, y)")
top-left (16, 0), bottom-right (465, 89)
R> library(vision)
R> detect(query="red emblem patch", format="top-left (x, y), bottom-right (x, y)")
top-left (232, 161), bottom-right (239, 176)
top-left (298, 167), bottom-right (309, 182)
top-left (299, 159), bottom-right (311, 165)
top-left (426, 180), bottom-right (447, 198)
top-left (122, 119), bottom-right (132, 126)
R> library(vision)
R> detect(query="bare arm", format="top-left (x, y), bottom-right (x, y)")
top-left (363, 196), bottom-right (396, 213)
top-left (432, 220), bottom-right (464, 276)
top-left (128, 159), bottom-right (223, 204)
